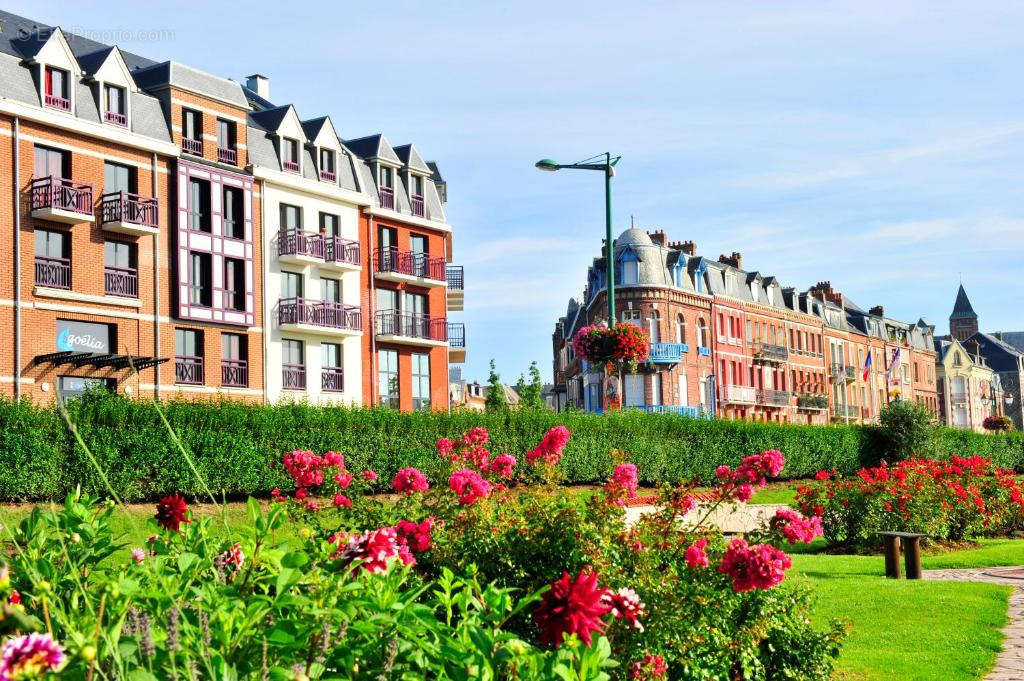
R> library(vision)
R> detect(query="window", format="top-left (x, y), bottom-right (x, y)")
top-left (647, 311), bottom-right (660, 343)
top-left (282, 138), bottom-right (300, 171)
top-left (379, 349), bottom-right (399, 407)
top-left (174, 329), bottom-right (204, 385)
top-left (183, 109), bottom-right (201, 141)
top-left (412, 353), bottom-right (431, 410)
top-left (697, 318), bottom-right (709, 348)
top-left (410, 175), bottom-right (425, 216)
top-left (320, 277), bottom-right (341, 303)
top-left (104, 161), bottom-right (135, 194)
top-left (34, 229), bottom-right (70, 288)
top-left (217, 119), bottom-right (235, 151)
top-left (104, 85), bottom-right (126, 125)
top-left (379, 166), bottom-right (393, 189)
top-left (224, 258), bottom-right (245, 311)
top-left (282, 339), bottom-right (306, 390)
top-left (282, 271), bottom-right (303, 299)
top-left (323, 342), bottom-right (342, 368)
top-left (620, 309), bottom-right (641, 324)
top-left (676, 314), bottom-right (687, 344)
top-left (188, 178), bottom-right (211, 231)
top-left (410, 234), bottom-right (428, 277)
top-left (280, 204), bottom-right (302, 230)
top-left (747, 320), bottom-right (753, 343)
top-left (650, 373), bottom-right (662, 406)
top-left (104, 240), bottom-right (136, 297)
top-left (378, 226), bottom-right (397, 266)
top-left (44, 66), bottom-right (69, 109)
top-left (377, 287), bottom-right (397, 311)
top-left (411, 174), bottom-right (423, 198)
top-left (320, 212), bottom-right (340, 236)
top-left (223, 187), bottom-right (244, 239)
top-left (319, 148), bottom-right (335, 180)
top-left (621, 257), bottom-right (639, 285)
top-left (322, 343), bottom-right (343, 392)
top-left (57, 377), bottom-right (113, 402)
top-left (221, 333), bottom-right (248, 387)
top-left (34, 145), bottom-right (68, 179)
top-left (189, 252), bottom-right (212, 306)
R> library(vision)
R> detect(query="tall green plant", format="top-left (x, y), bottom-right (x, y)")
top-left (485, 359), bottom-right (510, 412)
top-left (876, 399), bottom-right (936, 462)
top-left (517, 361), bottom-right (545, 410)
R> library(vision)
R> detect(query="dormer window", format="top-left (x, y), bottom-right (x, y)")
top-left (319, 149), bottom-right (336, 182)
top-left (282, 138), bottom-right (300, 173)
top-left (378, 166), bottom-right (394, 209)
top-left (104, 85), bottom-right (126, 126)
top-left (216, 119), bottom-right (237, 164)
top-left (182, 109), bottom-right (203, 156)
top-left (410, 175), bottom-right (425, 217)
top-left (44, 66), bottom-right (70, 111)
top-left (620, 253), bottom-right (639, 285)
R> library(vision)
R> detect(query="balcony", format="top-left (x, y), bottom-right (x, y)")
top-left (282, 363), bottom-right (306, 390)
top-left (446, 265), bottom-right (464, 311)
top-left (322, 366), bottom-right (344, 392)
top-left (411, 194), bottom-right (425, 218)
top-left (632, 404), bottom-right (707, 419)
top-left (218, 147), bottom-right (237, 165)
top-left (29, 177), bottom-right (94, 224)
top-left (375, 310), bottom-right (447, 347)
top-left (44, 93), bottom-right (70, 111)
top-left (697, 346), bottom-right (711, 357)
top-left (648, 342), bottom-right (688, 364)
top-left (831, 404), bottom-right (861, 421)
top-left (104, 111), bottom-right (127, 127)
top-left (831, 363), bottom-right (857, 383)
top-left (100, 191), bottom-right (158, 235)
top-left (278, 297), bottom-right (362, 337)
top-left (221, 359), bottom-right (248, 388)
top-left (278, 229), bottom-right (361, 272)
top-left (379, 186), bottom-right (394, 210)
top-left (374, 247), bottom-right (446, 285)
top-left (448, 322), bottom-right (466, 363)
top-left (319, 169), bottom-right (336, 183)
top-left (796, 393), bottom-right (828, 410)
top-left (104, 266), bottom-right (138, 298)
top-left (174, 355), bottom-right (204, 385)
top-left (753, 342), bottom-right (789, 363)
top-left (757, 389), bottom-right (791, 407)
top-left (34, 256), bottom-right (70, 289)
top-left (282, 160), bottom-right (300, 173)
top-left (720, 385), bottom-right (757, 404)
top-left (181, 137), bottom-right (203, 156)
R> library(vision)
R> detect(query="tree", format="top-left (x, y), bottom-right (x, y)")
top-left (485, 359), bottom-right (509, 412)
top-left (876, 398), bottom-right (935, 461)
top-left (517, 361), bottom-right (545, 410)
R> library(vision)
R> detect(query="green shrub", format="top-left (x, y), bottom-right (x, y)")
top-left (873, 399), bottom-right (937, 462)
top-left (0, 392), bottom-right (1021, 502)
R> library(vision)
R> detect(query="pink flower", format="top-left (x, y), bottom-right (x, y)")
top-left (526, 425), bottom-right (571, 466)
top-left (815, 470), bottom-right (831, 480)
top-left (462, 426), bottom-right (489, 446)
top-left (490, 454), bottom-right (517, 478)
top-left (7, 591), bottom-right (19, 606)
top-left (304, 500), bottom-right (320, 511)
top-left (735, 484), bottom-right (754, 502)
top-left (330, 527), bottom-right (414, 574)
top-left (602, 587), bottom-right (645, 631)
top-left (395, 517), bottom-right (435, 552)
top-left (332, 493), bottom-right (352, 508)
top-left (392, 467), bottom-right (430, 494)
top-left (361, 469), bottom-right (379, 482)
top-left (629, 653), bottom-right (667, 680)
top-left (534, 570), bottom-right (611, 647)
top-left (449, 468), bottom-right (494, 505)
top-left (283, 450), bottom-right (325, 490)
top-left (437, 438), bottom-right (457, 460)
top-left (673, 494), bottom-right (698, 514)
top-left (333, 471), bottom-right (354, 489)
top-left (715, 465), bottom-right (732, 480)
top-left (772, 509), bottom-right (823, 545)
top-left (155, 494), bottom-right (190, 532)
top-left (684, 539), bottom-right (709, 569)
top-left (131, 548), bottom-right (145, 564)
top-left (0, 633), bottom-right (65, 680)
top-left (323, 451), bottom-right (345, 468)
top-left (294, 488), bottom-right (308, 501)
top-left (219, 543), bottom-right (244, 568)
top-left (604, 463), bottom-right (639, 505)
top-left (718, 538), bottom-right (792, 592)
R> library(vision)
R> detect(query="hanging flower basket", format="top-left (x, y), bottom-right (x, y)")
top-left (572, 322), bottom-right (650, 374)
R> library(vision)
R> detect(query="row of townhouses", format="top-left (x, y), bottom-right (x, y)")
top-left (551, 228), bottom-right (940, 425)
top-left (0, 11), bottom-right (465, 408)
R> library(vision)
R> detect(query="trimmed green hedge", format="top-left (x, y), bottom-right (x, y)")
top-left (0, 393), bottom-right (1022, 501)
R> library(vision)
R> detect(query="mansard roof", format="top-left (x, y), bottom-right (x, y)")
top-left (392, 143), bottom-right (432, 173)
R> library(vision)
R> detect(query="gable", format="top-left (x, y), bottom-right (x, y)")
top-left (32, 29), bottom-right (80, 74)
top-left (309, 117), bottom-right (342, 151)
top-left (86, 47), bottom-right (136, 91)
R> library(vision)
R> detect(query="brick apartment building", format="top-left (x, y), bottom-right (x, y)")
top-left (0, 10), bottom-right (464, 410)
top-left (552, 227), bottom-right (938, 424)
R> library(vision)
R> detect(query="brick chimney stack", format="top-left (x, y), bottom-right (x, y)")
top-left (809, 281), bottom-right (845, 308)
top-left (668, 240), bottom-right (697, 256)
top-left (648, 229), bottom-right (666, 246)
top-left (718, 251), bottom-right (742, 270)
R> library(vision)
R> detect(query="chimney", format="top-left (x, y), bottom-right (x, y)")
top-left (869, 305), bottom-right (884, 317)
top-left (246, 73), bottom-right (270, 99)
top-left (647, 229), bottom-right (666, 246)
top-left (718, 251), bottom-right (742, 269)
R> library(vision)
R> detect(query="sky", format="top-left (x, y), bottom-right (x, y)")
top-left (15, 1), bottom-right (1024, 383)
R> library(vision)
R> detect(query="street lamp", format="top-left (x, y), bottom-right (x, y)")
top-left (535, 153), bottom-right (621, 325)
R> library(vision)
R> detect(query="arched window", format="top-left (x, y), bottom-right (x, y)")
top-left (620, 250), bottom-right (639, 285)
top-left (648, 311), bottom-right (661, 343)
top-left (954, 352), bottom-right (962, 366)
top-left (697, 318), bottom-right (708, 348)
top-left (676, 314), bottom-right (687, 344)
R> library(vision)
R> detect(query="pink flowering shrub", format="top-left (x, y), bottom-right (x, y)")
top-left (392, 467), bottom-right (430, 494)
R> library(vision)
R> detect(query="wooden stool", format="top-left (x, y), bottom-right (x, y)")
top-left (877, 531), bottom-right (926, 579)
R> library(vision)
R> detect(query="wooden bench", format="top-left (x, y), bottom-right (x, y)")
top-left (877, 531), bottom-right (927, 579)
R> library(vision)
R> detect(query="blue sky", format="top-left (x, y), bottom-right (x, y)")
top-left (18, 1), bottom-right (1024, 383)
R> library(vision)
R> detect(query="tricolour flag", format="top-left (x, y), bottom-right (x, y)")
top-left (862, 351), bottom-right (872, 381)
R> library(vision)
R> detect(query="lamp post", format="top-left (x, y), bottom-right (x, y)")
top-left (536, 153), bottom-right (621, 326)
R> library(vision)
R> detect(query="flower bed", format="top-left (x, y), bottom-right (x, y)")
top-left (0, 428), bottom-right (845, 680)
top-left (795, 456), bottom-right (1024, 549)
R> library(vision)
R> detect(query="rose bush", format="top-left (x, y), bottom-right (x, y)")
top-left (796, 455), bottom-right (1024, 549)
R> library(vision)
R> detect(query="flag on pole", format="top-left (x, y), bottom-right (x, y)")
top-left (862, 351), bottom-right (872, 381)
top-left (886, 347), bottom-right (901, 384)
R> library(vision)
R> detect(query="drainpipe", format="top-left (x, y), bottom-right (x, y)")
top-left (368, 213), bottom-right (377, 406)
top-left (12, 117), bottom-right (20, 399)
top-left (152, 152), bottom-right (160, 399)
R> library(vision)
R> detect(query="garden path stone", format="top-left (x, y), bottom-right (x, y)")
top-left (923, 566), bottom-right (1024, 680)
top-left (623, 503), bottom-right (791, 533)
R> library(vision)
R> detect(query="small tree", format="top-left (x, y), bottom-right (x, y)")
top-left (517, 361), bottom-right (545, 410)
top-left (877, 398), bottom-right (935, 461)
top-left (485, 359), bottom-right (509, 412)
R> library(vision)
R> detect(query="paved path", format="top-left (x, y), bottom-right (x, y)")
top-left (923, 566), bottom-right (1024, 680)
top-left (623, 502), bottom-right (790, 533)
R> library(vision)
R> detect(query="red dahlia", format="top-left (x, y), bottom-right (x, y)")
top-left (155, 494), bottom-right (190, 532)
top-left (534, 569), bottom-right (612, 647)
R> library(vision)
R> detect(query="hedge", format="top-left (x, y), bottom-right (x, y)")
top-left (0, 393), bottom-right (1022, 501)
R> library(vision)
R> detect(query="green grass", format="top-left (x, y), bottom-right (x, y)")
top-left (789, 538), bottom-right (1021, 681)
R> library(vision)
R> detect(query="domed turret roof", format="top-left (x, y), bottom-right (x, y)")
top-left (615, 228), bottom-right (654, 247)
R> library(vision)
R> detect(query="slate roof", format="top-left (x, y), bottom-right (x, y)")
top-left (132, 61), bottom-right (249, 109)
top-left (995, 332), bottom-right (1024, 353)
top-left (392, 144), bottom-right (431, 173)
top-left (951, 284), bottom-right (977, 320)
top-left (301, 116), bottom-right (331, 141)
top-left (73, 46), bottom-right (113, 75)
top-left (0, 10), bottom-right (156, 70)
top-left (249, 105), bottom-right (293, 133)
top-left (345, 134), bottom-right (402, 164)
top-left (966, 332), bottom-right (1024, 373)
